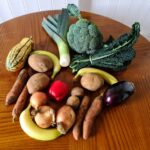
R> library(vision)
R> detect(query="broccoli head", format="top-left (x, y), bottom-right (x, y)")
top-left (67, 19), bottom-right (103, 54)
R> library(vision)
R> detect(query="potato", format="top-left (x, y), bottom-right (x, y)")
top-left (80, 73), bottom-right (104, 91)
top-left (66, 96), bottom-right (80, 109)
top-left (27, 73), bottom-right (50, 94)
top-left (71, 87), bottom-right (84, 97)
top-left (28, 54), bottom-right (53, 72)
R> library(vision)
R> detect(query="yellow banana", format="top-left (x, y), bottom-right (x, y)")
top-left (31, 50), bottom-right (61, 79)
top-left (74, 68), bottom-right (118, 85)
top-left (19, 104), bottom-right (62, 141)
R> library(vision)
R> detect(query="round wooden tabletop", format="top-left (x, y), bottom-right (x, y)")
top-left (0, 11), bottom-right (150, 150)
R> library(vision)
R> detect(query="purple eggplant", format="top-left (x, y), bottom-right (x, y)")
top-left (103, 81), bottom-right (135, 107)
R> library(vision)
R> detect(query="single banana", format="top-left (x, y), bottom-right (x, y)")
top-left (74, 68), bottom-right (118, 85)
top-left (6, 37), bottom-right (33, 72)
top-left (31, 50), bottom-right (61, 79)
top-left (19, 104), bottom-right (62, 141)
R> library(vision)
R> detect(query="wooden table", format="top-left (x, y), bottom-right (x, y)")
top-left (0, 11), bottom-right (150, 150)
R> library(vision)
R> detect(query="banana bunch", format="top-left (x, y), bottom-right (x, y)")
top-left (6, 37), bottom-right (33, 72)
top-left (74, 68), bottom-right (118, 85)
top-left (19, 104), bottom-right (62, 141)
top-left (30, 50), bottom-right (61, 79)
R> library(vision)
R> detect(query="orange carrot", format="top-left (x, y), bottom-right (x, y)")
top-left (72, 96), bottom-right (91, 140)
top-left (5, 69), bottom-right (29, 105)
top-left (12, 86), bottom-right (29, 121)
top-left (83, 95), bottom-right (103, 140)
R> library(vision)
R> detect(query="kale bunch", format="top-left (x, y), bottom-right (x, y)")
top-left (70, 22), bottom-right (140, 72)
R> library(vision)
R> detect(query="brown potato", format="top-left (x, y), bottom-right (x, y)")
top-left (80, 73), bottom-right (104, 91)
top-left (71, 87), bottom-right (84, 98)
top-left (27, 73), bottom-right (50, 94)
top-left (66, 96), bottom-right (80, 109)
top-left (28, 54), bottom-right (53, 72)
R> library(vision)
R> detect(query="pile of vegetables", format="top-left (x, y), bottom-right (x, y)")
top-left (4, 3), bottom-right (140, 142)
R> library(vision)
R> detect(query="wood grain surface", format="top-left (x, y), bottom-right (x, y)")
top-left (0, 11), bottom-right (150, 150)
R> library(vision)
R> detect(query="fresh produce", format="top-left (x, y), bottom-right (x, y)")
top-left (5, 69), bottom-right (29, 105)
top-left (67, 4), bottom-right (103, 54)
top-left (34, 106), bottom-right (55, 128)
top-left (70, 22), bottom-right (140, 72)
top-left (19, 104), bottom-right (61, 141)
top-left (80, 73), bottom-right (104, 91)
top-left (74, 68), bottom-right (118, 85)
top-left (31, 50), bottom-right (61, 79)
top-left (49, 80), bottom-right (69, 102)
top-left (57, 105), bottom-right (76, 134)
top-left (6, 37), bottom-right (33, 72)
top-left (71, 87), bottom-right (84, 98)
top-left (72, 96), bottom-right (91, 140)
top-left (42, 9), bottom-right (70, 67)
top-left (30, 92), bottom-right (48, 109)
top-left (27, 73), bottom-right (50, 94)
top-left (103, 81), bottom-right (135, 107)
top-left (28, 54), bottom-right (53, 72)
top-left (83, 95), bottom-right (103, 140)
top-left (12, 86), bottom-right (29, 121)
top-left (66, 96), bottom-right (80, 109)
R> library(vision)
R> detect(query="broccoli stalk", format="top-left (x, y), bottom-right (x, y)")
top-left (42, 9), bottom-right (70, 67)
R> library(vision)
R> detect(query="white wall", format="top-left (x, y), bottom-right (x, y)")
top-left (0, 0), bottom-right (79, 23)
top-left (79, 0), bottom-right (150, 41)
top-left (0, 0), bottom-right (150, 40)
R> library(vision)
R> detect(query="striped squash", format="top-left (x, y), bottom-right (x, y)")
top-left (6, 37), bottom-right (33, 72)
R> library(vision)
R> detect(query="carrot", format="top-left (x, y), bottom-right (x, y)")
top-left (72, 96), bottom-right (91, 140)
top-left (83, 95), bottom-right (103, 140)
top-left (12, 86), bottom-right (29, 121)
top-left (5, 69), bottom-right (29, 105)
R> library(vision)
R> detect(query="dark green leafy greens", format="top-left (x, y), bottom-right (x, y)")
top-left (70, 22), bottom-right (140, 72)
top-left (67, 4), bottom-right (81, 19)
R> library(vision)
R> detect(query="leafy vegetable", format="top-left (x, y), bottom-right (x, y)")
top-left (70, 22), bottom-right (140, 72)
top-left (67, 4), bottom-right (103, 54)
top-left (42, 9), bottom-right (70, 67)
top-left (67, 4), bottom-right (81, 19)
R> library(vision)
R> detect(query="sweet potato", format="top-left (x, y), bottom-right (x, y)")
top-left (83, 95), bottom-right (103, 140)
top-left (5, 69), bottom-right (29, 105)
top-left (12, 86), bottom-right (29, 121)
top-left (72, 96), bottom-right (91, 140)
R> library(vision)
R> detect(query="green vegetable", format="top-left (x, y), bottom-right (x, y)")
top-left (42, 9), bottom-right (70, 67)
top-left (70, 22), bottom-right (140, 72)
top-left (67, 4), bottom-right (81, 19)
top-left (67, 4), bottom-right (103, 54)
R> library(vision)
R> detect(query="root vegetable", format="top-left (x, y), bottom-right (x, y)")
top-left (81, 73), bottom-right (104, 91)
top-left (72, 96), bottom-right (91, 140)
top-left (30, 92), bottom-right (48, 109)
top-left (34, 105), bottom-right (55, 128)
top-left (57, 105), bottom-right (76, 134)
top-left (27, 73), bottom-right (50, 94)
top-left (71, 87), bottom-right (84, 97)
top-left (12, 86), bottom-right (29, 121)
top-left (5, 69), bottom-right (29, 105)
top-left (28, 54), bottom-right (53, 72)
top-left (66, 96), bottom-right (80, 109)
top-left (83, 95), bottom-right (103, 140)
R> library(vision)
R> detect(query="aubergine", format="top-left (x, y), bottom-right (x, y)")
top-left (103, 81), bottom-right (135, 107)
